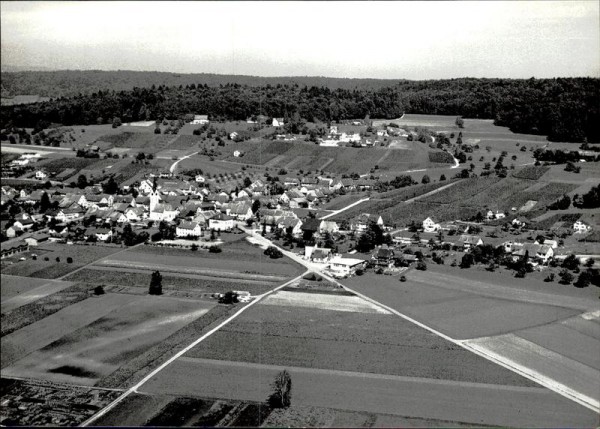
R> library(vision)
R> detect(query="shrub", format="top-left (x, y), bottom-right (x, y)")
top-left (355, 268), bottom-right (364, 276)
top-left (32, 255), bottom-right (37, 260)
top-left (190, 244), bottom-right (199, 251)
top-left (399, 275), bottom-right (407, 282)
top-left (264, 246), bottom-right (283, 259)
top-left (219, 291), bottom-right (239, 304)
top-left (66, 257), bottom-right (73, 263)
top-left (93, 285), bottom-right (105, 295)
top-left (416, 261), bottom-right (427, 271)
top-left (44, 256), bottom-right (49, 261)
top-left (208, 246), bottom-right (222, 253)
top-left (55, 257), bottom-right (60, 263)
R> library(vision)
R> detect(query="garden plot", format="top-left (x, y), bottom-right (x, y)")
top-left (2, 294), bottom-right (213, 385)
top-left (261, 290), bottom-right (390, 314)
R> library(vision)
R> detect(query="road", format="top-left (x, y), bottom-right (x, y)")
top-left (139, 357), bottom-right (596, 427)
top-left (319, 197), bottom-right (370, 220)
top-left (169, 151), bottom-right (199, 174)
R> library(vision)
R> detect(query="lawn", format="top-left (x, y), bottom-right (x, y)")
top-left (2, 294), bottom-right (215, 386)
top-left (97, 132), bottom-right (174, 151)
top-left (185, 302), bottom-right (534, 386)
top-left (0, 274), bottom-right (62, 300)
top-left (1, 242), bottom-right (125, 279)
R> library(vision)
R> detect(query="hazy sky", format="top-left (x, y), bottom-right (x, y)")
top-left (1, 1), bottom-right (599, 79)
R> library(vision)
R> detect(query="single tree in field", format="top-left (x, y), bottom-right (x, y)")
top-left (558, 269), bottom-right (574, 285)
top-left (77, 174), bottom-right (88, 189)
top-left (268, 370), bottom-right (292, 408)
top-left (455, 117), bottom-right (464, 128)
top-left (421, 175), bottom-right (430, 184)
top-left (149, 270), bottom-right (163, 295)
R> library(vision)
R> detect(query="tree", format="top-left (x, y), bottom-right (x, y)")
top-left (252, 199), bottom-right (261, 214)
top-left (416, 261), bottom-right (427, 271)
top-left (149, 270), bottom-right (163, 295)
top-left (561, 254), bottom-right (580, 271)
top-left (102, 176), bottom-right (119, 194)
top-left (421, 175), bottom-right (430, 184)
top-left (191, 244), bottom-right (199, 251)
top-left (77, 174), bottom-right (88, 189)
top-left (268, 370), bottom-right (292, 408)
top-left (455, 117), bottom-right (464, 128)
top-left (243, 177), bottom-right (252, 188)
top-left (440, 174), bottom-right (446, 181)
top-left (93, 285), bottom-right (105, 295)
top-left (460, 253), bottom-right (474, 268)
top-left (558, 269), bottom-right (574, 284)
top-left (219, 291), bottom-right (239, 304)
top-left (574, 271), bottom-right (591, 288)
top-left (112, 117), bottom-right (122, 128)
top-left (39, 191), bottom-right (51, 213)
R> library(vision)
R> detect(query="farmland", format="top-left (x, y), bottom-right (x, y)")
top-left (1, 243), bottom-right (125, 279)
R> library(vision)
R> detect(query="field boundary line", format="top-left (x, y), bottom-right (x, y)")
top-left (80, 270), bottom-right (309, 427)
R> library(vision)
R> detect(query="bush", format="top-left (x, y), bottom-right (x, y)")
top-left (190, 244), bottom-right (199, 251)
top-left (219, 291), bottom-right (239, 304)
top-left (93, 285), bottom-right (105, 295)
top-left (416, 261), bottom-right (427, 271)
top-left (399, 275), bottom-right (407, 282)
top-left (355, 268), bottom-right (364, 276)
top-left (66, 257), bottom-right (73, 263)
top-left (44, 256), bottom-right (49, 261)
top-left (209, 246), bottom-right (222, 253)
top-left (55, 257), bottom-right (60, 263)
top-left (264, 246), bottom-right (283, 259)
top-left (32, 255), bottom-right (37, 260)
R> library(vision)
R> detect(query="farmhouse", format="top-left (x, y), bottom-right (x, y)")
top-left (176, 221), bottom-right (202, 238)
top-left (319, 220), bottom-right (339, 234)
top-left (35, 170), bottom-right (48, 180)
top-left (372, 245), bottom-right (395, 268)
top-left (272, 118), bottom-right (285, 127)
top-left (24, 232), bottom-right (50, 247)
top-left (191, 115), bottom-right (210, 125)
top-left (423, 217), bottom-right (441, 233)
top-left (458, 234), bottom-right (483, 250)
top-left (304, 246), bottom-right (332, 263)
top-left (278, 217), bottom-right (303, 236)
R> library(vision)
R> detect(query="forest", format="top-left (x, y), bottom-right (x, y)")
top-left (1, 75), bottom-right (598, 143)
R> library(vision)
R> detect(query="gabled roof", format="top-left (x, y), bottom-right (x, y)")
top-left (178, 221), bottom-right (200, 230)
top-left (301, 218), bottom-right (320, 232)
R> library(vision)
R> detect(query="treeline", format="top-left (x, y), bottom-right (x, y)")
top-left (1, 77), bottom-right (598, 143)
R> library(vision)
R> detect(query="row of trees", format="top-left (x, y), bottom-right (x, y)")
top-left (2, 78), bottom-right (599, 143)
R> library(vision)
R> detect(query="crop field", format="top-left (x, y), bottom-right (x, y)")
top-left (166, 134), bottom-right (202, 149)
top-left (170, 155), bottom-right (245, 176)
top-left (97, 132), bottom-right (174, 151)
top-left (322, 193), bottom-right (369, 210)
top-left (64, 267), bottom-right (279, 296)
top-left (1, 274), bottom-right (67, 300)
top-left (184, 298), bottom-right (534, 386)
top-left (419, 177), bottom-right (502, 204)
top-left (35, 157), bottom-right (101, 176)
top-left (1, 274), bottom-right (76, 313)
top-left (511, 165), bottom-right (550, 180)
top-left (1, 243), bottom-right (125, 279)
top-left (2, 294), bottom-right (213, 385)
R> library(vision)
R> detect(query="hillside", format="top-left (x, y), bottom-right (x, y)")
top-left (1, 74), bottom-right (599, 143)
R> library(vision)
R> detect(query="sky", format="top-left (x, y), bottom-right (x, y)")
top-left (1, 1), bottom-right (599, 79)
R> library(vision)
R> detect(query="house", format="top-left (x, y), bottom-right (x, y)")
top-left (191, 115), bottom-right (209, 125)
top-left (24, 232), bottom-right (50, 247)
top-left (195, 175), bottom-right (206, 183)
top-left (125, 207), bottom-right (145, 222)
top-left (228, 203), bottom-right (253, 221)
top-left (573, 220), bottom-right (591, 234)
top-left (512, 217), bottom-right (528, 228)
top-left (458, 235), bottom-right (483, 250)
top-left (319, 220), bottom-right (339, 235)
top-left (423, 217), bottom-right (441, 233)
top-left (304, 246), bottom-right (332, 263)
top-left (149, 203), bottom-right (179, 222)
top-left (351, 214), bottom-right (384, 233)
top-left (327, 256), bottom-right (366, 278)
top-left (176, 221), bottom-right (202, 238)
top-left (486, 210), bottom-right (506, 220)
top-left (511, 243), bottom-right (554, 264)
top-left (301, 218), bottom-right (321, 237)
top-left (35, 170), bottom-right (48, 180)
top-left (208, 213), bottom-right (234, 231)
top-left (93, 228), bottom-right (113, 242)
top-left (13, 219), bottom-right (35, 231)
top-left (229, 132), bottom-right (239, 140)
top-left (272, 118), bottom-right (285, 127)
top-left (1, 240), bottom-right (29, 259)
top-left (372, 245), bottom-right (395, 268)
top-left (233, 150), bottom-right (242, 158)
top-left (278, 217), bottom-right (303, 236)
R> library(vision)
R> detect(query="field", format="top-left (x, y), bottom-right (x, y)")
top-left (97, 132), bottom-right (175, 152)
top-left (184, 292), bottom-right (533, 386)
top-left (1, 274), bottom-right (76, 313)
top-left (221, 139), bottom-right (447, 175)
top-left (2, 294), bottom-right (214, 385)
top-left (1, 242), bottom-right (125, 279)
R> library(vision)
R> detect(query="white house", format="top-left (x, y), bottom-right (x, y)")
top-left (195, 175), bottom-right (206, 183)
top-left (304, 246), bottom-right (332, 263)
top-left (176, 221), bottom-right (202, 238)
top-left (272, 118), bottom-right (285, 127)
top-left (422, 217), bottom-right (441, 233)
top-left (229, 132), bottom-right (239, 140)
top-left (233, 150), bottom-right (242, 157)
top-left (458, 234), bottom-right (483, 250)
top-left (573, 220), bottom-right (591, 234)
top-left (486, 210), bottom-right (506, 220)
top-left (35, 170), bottom-right (48, 180)
top-left (95, 228), bottom-right (113, 242)
top-left (149, 203), bottom-right (179, 222)
top-left (319, 220), bottom-right (339, 234)
top-left (327, 256), bottom-right (366, 278)
top-left (191, 115), bottom-right (209, 125)
top-left (208, 213), bottom-right (234, 231)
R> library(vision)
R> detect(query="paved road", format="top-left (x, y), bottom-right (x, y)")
top-left (319, 198), bottom-right (370, 220)
top-left (140, 357), bottom-right (598, 427)
top-left (169, 151), bottom-right (199, 174)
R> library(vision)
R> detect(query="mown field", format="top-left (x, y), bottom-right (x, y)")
top-left (185, 296), bottom-right (534, 386)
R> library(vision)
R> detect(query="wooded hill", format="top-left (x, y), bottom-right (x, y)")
top-left (1, 72), bottom-right (598, 143)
